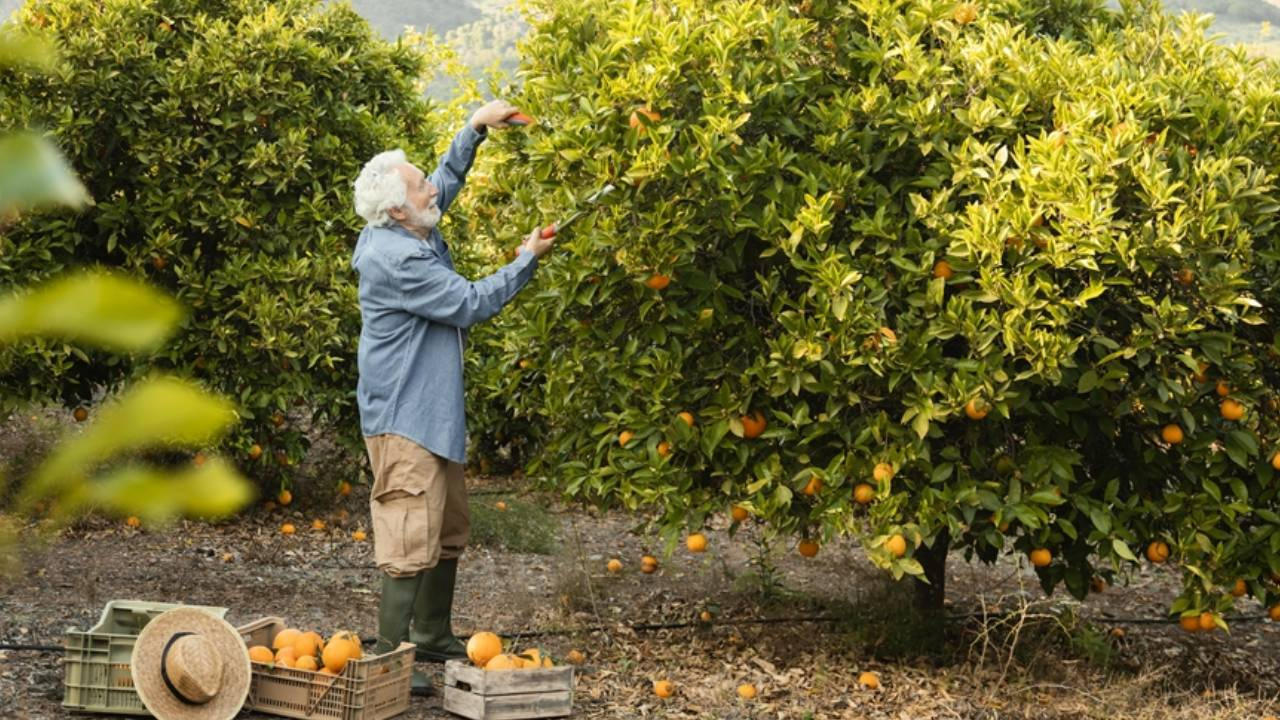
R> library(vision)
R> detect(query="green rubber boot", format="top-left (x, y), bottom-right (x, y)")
top-left (376, 573), bottom-right (433, 696)
top-left (410, 558), bottom-right (469, 662)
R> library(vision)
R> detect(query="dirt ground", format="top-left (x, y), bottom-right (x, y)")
top-left (3, 463), bottom-right (1280, 720)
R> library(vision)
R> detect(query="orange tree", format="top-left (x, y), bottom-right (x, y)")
top-left (460, 0), bottom-right (1280, 620)
top-left (0, 0), bottom-right (444, 490)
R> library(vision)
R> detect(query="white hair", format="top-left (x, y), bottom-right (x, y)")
top-left (353, 149), bottom-right (410, 227)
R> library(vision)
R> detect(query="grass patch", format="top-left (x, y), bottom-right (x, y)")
top-left (469, 494), bottom-right (559, 554)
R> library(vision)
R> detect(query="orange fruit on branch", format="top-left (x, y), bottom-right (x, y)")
top-left (853, 483), bottom-right (875, 505)
top-left (686, 532), bottom-right (708, 553)
top-left (1029, 548), bottom-right (1052, 567)
top-left (740, 411), bottom-right (767, 438)
top-left (1161, 424), bottom-right (1183, 445)
top-left (1145, 541), bottom-right (1169, 564)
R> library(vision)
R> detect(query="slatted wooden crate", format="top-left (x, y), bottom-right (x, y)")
top-left (442, 659), bottom-right (573, 720)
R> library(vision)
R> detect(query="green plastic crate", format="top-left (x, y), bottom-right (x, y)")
top-left (62, 600), bottom-right (228, 715)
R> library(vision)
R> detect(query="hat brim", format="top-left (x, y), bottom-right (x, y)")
top-left (130, 607), bottom-right (251, 720)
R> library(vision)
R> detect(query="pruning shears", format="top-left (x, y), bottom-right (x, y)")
top-left (540, 184), bottom-right (617, 239)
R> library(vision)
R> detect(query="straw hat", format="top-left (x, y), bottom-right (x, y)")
top-left (130, 607), bottom-right (251, 720)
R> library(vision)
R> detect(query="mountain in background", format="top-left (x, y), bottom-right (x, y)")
top-left (2, 0), bottom-right (1277, 90)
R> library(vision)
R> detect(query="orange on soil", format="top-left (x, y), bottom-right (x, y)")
top-left (1220, 398), bottom-right (1245, 421)
top-left (741, 412), bottom-right (767, 439)
top-left (1029, 548), bottom-right (1052, 567)
top-left (566, 649), bottom-right (585, 665)
top-left (731, 505), bottom-right (750, 522)
top-left (1269, 604), bottom-right (1280, 622)
top-left (798, 539), bottom-right (819, 558)
top-left (339, 481), bottom-right (352, 496)
top-left (281, 523), bottom-right (296, 535)
top-left (686, 532), bottom-right (708, 553)
top-left (352, 530), bottom-right (367, 542)
top-left (653, 680), bottom-right (674, 698)
top-left (125, 516), bottom-right (141, 528)
top-left (495, 501), bottom-right (507, 511)
top-left (1146, 541), bottom-right (1170, 564)
top-left (858, 671), bottom-right (880, 689)
top-left (73, 407), bottom-right (88, 422)
top-left (467, 632), bottom-right (503, 667)
top-left (964, 398), bottom-right (990, 420)
top-left (607, 558), bottom-right (623, 574)
top-left (699, 610), bottom-right (713, 622)
top-left (737, 683), bottom-right (758, 699)
top-left (311, 519), bottom-right (326, 531)
top-left (885, 534), bottom-right (907, 558)
top-left (1161, 424), bottom-right (1184, 445)
top-left (277, 489), bottom-right (293, 506)
top-left (248, 645), bottom-right (274, 663)
top-left (853, 483), bottom-right (875, 505)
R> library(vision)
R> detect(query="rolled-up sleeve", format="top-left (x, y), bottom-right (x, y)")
top-left (396, 247), bottom-right (538, 329)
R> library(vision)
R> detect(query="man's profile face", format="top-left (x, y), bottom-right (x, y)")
top-left (390, 164), bottom-right (441, 234)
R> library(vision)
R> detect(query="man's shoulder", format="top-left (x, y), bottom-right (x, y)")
top-left (357, 225), bottom-right (439, 268)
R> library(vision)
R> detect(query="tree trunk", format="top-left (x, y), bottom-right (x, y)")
top-left (912, 528), bottom-right (950, 614)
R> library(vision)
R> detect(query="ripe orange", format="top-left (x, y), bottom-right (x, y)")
top-left (311, 519), bottom-right (326, 531)
top-left (964, 398), bottom-right (990, 421)
top-left (932, 260), bottom-right (954, 279)
top-left (73, 407), bottom-right (88, 422)
top-left (1215, 380), bottom-right (1230, 397)
top-left (618, 430), bottom-right (635, 447)
top-left (1090, 576), bottom-right (1107, 593)
top-left (352, 530), bottom-right (367, 542)
top-left (657, 441), bottom-right (671, 458)
top-left (677, 411), bottom-right (695, 427)
top-left (1192, 362), bottom-right (1210, 383)
top-left (853, 483), bottom-right (875, 505)
top-left (686, 532), bottom-right (708, 553)
top-left (952, 2), bottom-right (978, 24)
top-left (1029, 548), bottom-right (1052, 567)
top-left (294, 631), bottom-right (324, 659)
top-left (272, 412), bottom-right (285, 428)
top-left (737, 683), bottom-right (757, 699)
top-left (281, 523), bottom-right (296, 535)
top-left (640, 556), bottom-right (658, 574)
top-left (125, 516), bottom-right (141, 528)
top-left (249, 444), bottom-right (263, 460)
top-left (885, 534), bottom-right (907, 558)
top-left (321, 631), bottom-right (361, 674)
top-left (699, 610), bottom-right (712, 622)
top-left (1269, 604), bottom-right (1280, 622)
top-left (653, 680), bottom-right (674, 698)
top-left (274, 646), bottom-right (297, 668)
top-left (803, 476), bottom-right (823, 496)
top-left (151, 255), bottom-right (167, 271)
top-left (193, 452), bottom-right (207, 466)
top-left (607, 558), bottom-right (623, 573)
top-left (741, 411), bottom-right (767, 439)
top-left (485, 653), bottom-right (520, 671)
top-left (339, 481), bottom-right (352, 496)
top-left (858, 671), bottom-right (880, 689)
top-left (566, 649), bottom-right (585, 664)
top-left (495, 501), bottom-right (507, 511)
top-left (1220, 399), bottom-right (1245, 421)
top-left (1231, 578), bottom-right (1247, 598)
top-left (295, 655), bottom-right (319, 672)
top-left (248, 645), bottom-right (273, 663)
top-left (1198, 612), bottom-right (1217, 632)
top-left (872, 462), bottom-right (894, 483)
top-left (1177, 268), bottom-right (1195, 286)
top-left (1145, 541), bottom-right (1169, 564)
top-left (277, 489), bottom-right (292, 506)
top-left (1178, 614), bottom-right (1200, 633)
top-left (272, 628), bottom-right (301, 651)
top-left (467, 632), bottom-right (503, 667)
top-left (1272, 452), bottom-right (1280, 472)
top-left (1161, 424), bottom-right (1184, 445)
top-left (731, 505), bottom-right (749, 522)
top-left (798, 539), bottom-right (819, 557)
top-left (629, 107), bottom-right (661, 131)
top-left (645, 274), bottom-right (671, 290)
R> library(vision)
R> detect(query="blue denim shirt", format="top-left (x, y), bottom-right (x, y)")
top-left (352, 124), bottom-right (538, 463)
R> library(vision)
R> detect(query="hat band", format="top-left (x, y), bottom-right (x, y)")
top-left (160, 632), bottom-right (200, 706)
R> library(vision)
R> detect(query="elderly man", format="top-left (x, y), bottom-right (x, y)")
top-left (351, 99), bottom-right (553, 695)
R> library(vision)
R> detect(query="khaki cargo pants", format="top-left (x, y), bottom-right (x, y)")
top-left (364, 434), bottom-right (470, 577)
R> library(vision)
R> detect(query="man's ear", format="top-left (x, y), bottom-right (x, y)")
top-left (387, 205), bottom-right (407, 221)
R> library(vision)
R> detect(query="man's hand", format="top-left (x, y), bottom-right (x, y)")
top-left (471, 100), bottom-right (521, 132)
top-left (521, 226), bottom-right (555, 259)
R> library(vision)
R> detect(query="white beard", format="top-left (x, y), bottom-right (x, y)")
top-left (407, 203), bottom-right (442, 231)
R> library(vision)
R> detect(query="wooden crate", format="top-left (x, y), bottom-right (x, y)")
top-left (442, 659), bottom-right (573, 720)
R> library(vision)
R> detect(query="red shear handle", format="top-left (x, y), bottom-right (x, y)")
top-left (506, 112), bottom-right (535, 126)
top-left (540, 224), bottom-right (557, 239)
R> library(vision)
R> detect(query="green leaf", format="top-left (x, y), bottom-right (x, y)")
top-left (1077, 371), bottom-right (1098, 393)
top-left (0, 27), bottom-right (58, 71)
top-left (702, 418), bottom-right (731, 456)
top-left (1112, 538), bottom-right (1138, 562)
top-left (0, 271), bottom-right (182, 351)
top-left (78, 459), bottom-right (254, 521)
top-left (0, 132), bottom-right (91, 214)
